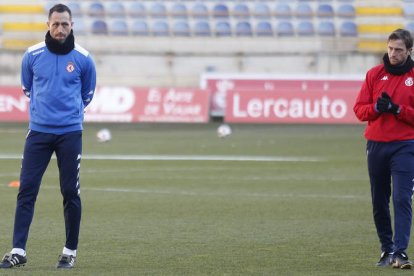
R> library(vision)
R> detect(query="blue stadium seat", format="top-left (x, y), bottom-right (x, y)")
top-left (131, 20), bottom-right (149, 36)
top-left (317, 4), bottom-right (334, 17)
top-left (107, 2), bottom-right (125, 18)
top-left (67, 2), bottom-right (82, 17)
top-left (192, 3), bottom-right (209, 19)
top-left (295, 3), bottom-right (313, 18)
top-left (171, 3), bottom-right (188, 18)
top-left (235, 21), bottom-right (253, 36)
top-left (212, 4), bottom-right (229, 18)
top-left (406, 22), bottom-right (414, 33)
top-left (256, 21), bottom-right (273, 36)
top-left (404, 4), bottom-right (414, 18)
top-left (215, 21), bottom-right (232, 36)
top-left (152, 21), bottom-right (169, 36)
top-left (233, 3), bottom-right (250, 19)
top-left (275, 3), bottom-right (292, 18)
top-left (254, 3), bottom-right (271, 19)
top-left (172, 21), bottom-right (191, 36)
top-left (340, 21), bottom-right (357, 36)
top-left (88, 2), bottom-right (105, 17)
top-left (73, 19), bottom-right (86, 35)
top-left (194, 21), bottom-right (211, 36)
top-left (337, 4), bottom-right (355, 17)
top-left (149, 3), bottom-right (167, 18)
top-left (91, 20), bottom-right (108, 35)
top-left (277, 21), bottom-right (294, 36)
top-left (110, 20), bottom-right (128, 36)
top-left (297, 21), bottom-right (314, 36)
top-left (129, 3), bottom-right (146, 18)
top-left (318, 21), bottom-right (335, 36)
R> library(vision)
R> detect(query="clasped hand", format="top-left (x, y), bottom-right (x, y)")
top-left (376, 92), bottom-right (400, 114)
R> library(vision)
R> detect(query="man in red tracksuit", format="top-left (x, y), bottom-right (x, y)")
top-left (354, 28), bottom-right (414, 269)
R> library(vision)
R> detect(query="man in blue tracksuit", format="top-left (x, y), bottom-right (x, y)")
top-left (0, 4), bottom-right (96, 269)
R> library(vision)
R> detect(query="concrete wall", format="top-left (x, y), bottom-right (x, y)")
top-left (0, 36), bottom-right (382, 87)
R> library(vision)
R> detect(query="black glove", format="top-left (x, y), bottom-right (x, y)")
top-left (376, 92), bottom-right (400, 114)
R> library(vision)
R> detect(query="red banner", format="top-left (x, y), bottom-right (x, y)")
top-left (226, 89), bottom-right (361, 123)
top-left (0, 86), bottom-right (29, 122)
top-left (0, 86), bottom-right (210, 123)
top-left (201, 74), bottom-right (364, 118)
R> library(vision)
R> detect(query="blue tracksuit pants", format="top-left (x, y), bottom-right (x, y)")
top-left (367, 140), bottom-right (414, 254)
top-left (13, 130), bottom-right (82, 251)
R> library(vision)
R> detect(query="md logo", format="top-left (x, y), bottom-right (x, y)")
top-left (88, 86), bottom-right (135, 113)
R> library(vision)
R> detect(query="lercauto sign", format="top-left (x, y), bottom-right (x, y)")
top-left (226, 89), bottom-right (360, 124)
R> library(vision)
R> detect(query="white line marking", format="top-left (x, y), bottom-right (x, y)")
top-left (31, 185), bottom-right (364, 200)
top-left (0, 154), bottom-right (324, 162)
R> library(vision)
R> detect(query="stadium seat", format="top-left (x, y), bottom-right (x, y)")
top-left (191, 3), bottom-right (209, 19)
top-left (340, 21), bottom-right (357, 36)
top-left (88, 2), bottom-right (105, 17)
top-left (318, 21), bottom-right (335, 36)
top-left (404, 4), bottom-right (414, 18)
top-left (235, 21), bottom-right (253, 36)
top-left (355, 6), bottom-right (403, 17)
top-left (275, 3), bottom-right (292, 18)
top-left (253, 3), bottom-right (271, 19)
top-left (212, 4), bottom-right (229, 18)
top-left (73, 19), bottom-right (86, 35)
top-left (215, 21), bottom-right (232, 36)
top-left (297, 21), bottom-right (314, 36)
top-left (172, 21), bottom-right (191, 36)
top-left (316, 4), bottom-right (334, 17)
top-left (406, 22), bottom-right (414, 33)
top-left (91, 20), bottom-right (108, 35)
top-left (255, 21), bottom-right (273, 36)
top-left (233, 3), bottom-right (250, 19)
top-left (67, 2), bottom-right (82, 17)
top-left (110, 20), bottom-right (128, 36)
top-left (152, 21), bottom-right (169, 36)
top-left (277, 21), bottom-right (294, 36)
top-left (149, 3), bottom-right (167, 18)
top-left (295, 3), bottom-right (313, 18)
top-left (107, 2), bottom-right (125, 18)
top-left (337, 4), bottom-right (356, 17)
top-left (131, 20), bottom-right (149, 36)
top-left (194, 21), bottom-right (211, 36)
top-left (171, 3), bottom-right (188, 19)
top-left (129, 2), bottom-right (146, 18)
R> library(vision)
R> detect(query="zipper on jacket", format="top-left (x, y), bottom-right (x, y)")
top-left (55, 55), bottom-right (59, 76)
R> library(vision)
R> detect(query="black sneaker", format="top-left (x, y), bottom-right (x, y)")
top-left (56, 254), bottom-right (76, 269)
top-left (392, 252), bottom-right (412, 269)
top-left (376, 252), bottom-right (393, 267)
top-left (0, 253), bottom-right (27, 268)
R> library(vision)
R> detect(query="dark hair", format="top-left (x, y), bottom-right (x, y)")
top-left (48, 3), bottom-right (72, 19)
top-left (388, 29), bottom-right (413, 49)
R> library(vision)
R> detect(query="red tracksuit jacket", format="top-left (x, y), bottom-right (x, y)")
top-left (354, 64), bottom-right (414, 142)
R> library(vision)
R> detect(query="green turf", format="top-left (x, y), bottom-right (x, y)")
top-left (0, 122), bottom-right (408, 275)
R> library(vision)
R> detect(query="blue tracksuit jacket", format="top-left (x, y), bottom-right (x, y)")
top-left (21, 42), bottom-right (96, 134)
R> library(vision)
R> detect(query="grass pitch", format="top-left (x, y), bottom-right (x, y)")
top-left (0, 122), bottom-right (407, 275)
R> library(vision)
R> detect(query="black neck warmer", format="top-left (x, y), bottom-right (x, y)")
top-left (383, 53), bottom-right (414, 75)
top-left (45, 30), bottom-right (75, 55)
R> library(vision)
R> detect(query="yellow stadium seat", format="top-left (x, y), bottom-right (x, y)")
top-left (356, 6), bottom-right (403, 16)
top-left (0, 5), bottom-right (44, 14)
top-left (2, 39), bottom-right (40, 50)
top-left (2, 22), bottom-right (46, 32)
top-left (358, 24), bottom-right (404, 34)
top-left (357, 40), bottom-right (387, 53)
